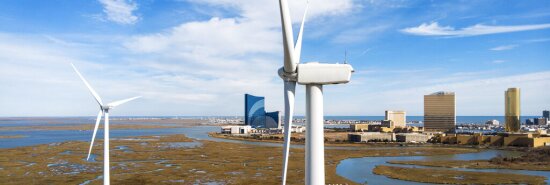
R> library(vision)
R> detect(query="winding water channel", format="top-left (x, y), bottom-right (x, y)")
top-left (1, 125), bottom-right (550, 184)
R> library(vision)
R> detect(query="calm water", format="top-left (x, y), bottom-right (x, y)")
top-left (337, 150), bottom-right (550, 184)
top-left (1, 118), bottom-right (549, 184)
top-left (0, 127), bottom-right (218, 148)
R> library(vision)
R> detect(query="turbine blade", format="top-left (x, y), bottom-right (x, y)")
top-left (279, 0), bottom-right (297, 73)
top-left (70, 63), bottom-right (104, 106)
top-left (107, 96), bottom-right (141, 108)
top-left (87, 110), bottom-right (103, 161)
top-left (281, 80), bottom-right (296, 185)
top-left (294, 0), bottom-right (309, 62)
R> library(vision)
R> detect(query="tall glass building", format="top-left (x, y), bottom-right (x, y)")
top-left (245, 94), bottom-right (266, 128)
top-left (505, 88), bottom-right (520, 132)
top-left (265, 111), bottom-right (281, 128)
top-left (424, 91), bottom-right (456, 133)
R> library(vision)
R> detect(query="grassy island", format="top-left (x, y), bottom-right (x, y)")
top-left (389, 147), bottom-right (550, 171)
top-left (0, 135), bottom-right (25, 139)
top-left (373, 165), bottom-right (546, 185)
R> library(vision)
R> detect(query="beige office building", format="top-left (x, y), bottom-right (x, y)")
top-left (505, 88), bottom-right (520, 132)
top-left (424, 91), bottom-right (456, 133)
top-left (385, 110), bottom-right (406, 128)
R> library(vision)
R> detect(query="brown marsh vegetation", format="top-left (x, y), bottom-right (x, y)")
top-left (0, 134), bottom-right (479, 184)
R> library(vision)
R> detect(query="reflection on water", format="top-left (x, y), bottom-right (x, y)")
top-left (85, 154), bottom-right (97, 162)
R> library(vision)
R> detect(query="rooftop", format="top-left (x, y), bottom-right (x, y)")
top-left (429, 91), bottom-right (455, 95)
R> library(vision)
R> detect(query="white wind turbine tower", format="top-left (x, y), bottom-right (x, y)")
top-left (71, 63), bottom-right (141, 185)
top-left (278, 0), bottom-right (353, 185)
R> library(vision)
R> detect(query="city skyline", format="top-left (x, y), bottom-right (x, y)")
top-left (0, 0), bottom-right (549, 116)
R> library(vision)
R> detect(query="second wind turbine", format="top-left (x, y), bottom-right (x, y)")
top-left (71, 63), bottom-right (141, 185)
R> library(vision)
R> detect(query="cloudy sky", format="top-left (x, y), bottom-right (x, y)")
top-left (0, 0), bottom-right (549, 117)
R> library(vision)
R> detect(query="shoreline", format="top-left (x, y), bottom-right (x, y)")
top-left (209, 132), bottom-right (528, 151)
top-left (388, 160), bottom-right (550, 171)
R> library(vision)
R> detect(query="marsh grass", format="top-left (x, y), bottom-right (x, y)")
top-left (373, 165), bottom-right (546, 185)
top-left (0, 134), bottom-right (479, 184)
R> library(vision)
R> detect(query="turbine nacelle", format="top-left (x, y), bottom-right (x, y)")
top-left (278, 63), bottom-right (354, 84)
top-left (296, 63), bottom-right (353, 85)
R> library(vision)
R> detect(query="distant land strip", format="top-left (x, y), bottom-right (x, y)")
top-left (0, 135), bottom-right (26, 139)
top-left (0, 124), bottom-right (185, 131)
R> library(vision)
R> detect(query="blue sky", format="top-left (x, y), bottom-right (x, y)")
top-left (0, 0), bottom-right (549, 116)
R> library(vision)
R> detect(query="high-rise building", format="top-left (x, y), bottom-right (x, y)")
top-left (265, 111), bottom-right (281, 128)
top-left (385, 110), bottom-right (406, 128)
top-left (245, 94), bottom-right (266, 128)
top-left (244, 94), bottom-right (280, 129)
top-left (525, 118), bottom-right (535, 125)
top-left (543, 110), bottom-right (549, 120)
top-left (424, 91), bottom-right (456, 133)
top-left (505, 88), bottom-right (520, 132)
top-left (535, 117), bottom-right (548, 126)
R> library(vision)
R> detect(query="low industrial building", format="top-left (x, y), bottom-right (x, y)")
top-left (348, 133), bottom-right (395, 142)
top-left (436, 134), bottom-right (458, 144)
top-left (381, 120), bottom-right (393, 128)
top-left (434, 133), bottom-right (550, 147)
top-left (221, 125), bottom-right (252, 134)
top-left (351, 123), bottom-right (422, 133)
top-left (396, 133), bottom-right (431, 143)
top-left (290, 126), bottom-right (305, 133)
top-left (350, 124), bottom-right (370, 132)
top-left (503, 133), bottom-right (550, 147)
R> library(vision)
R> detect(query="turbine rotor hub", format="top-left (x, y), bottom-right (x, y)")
top-left (278, 67), bottom-right (298, 82)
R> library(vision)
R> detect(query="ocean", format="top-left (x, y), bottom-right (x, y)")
top-left (305, 116), bottom-right (542, 124)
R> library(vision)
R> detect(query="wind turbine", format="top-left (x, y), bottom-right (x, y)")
top-left (277, 0), bottom-right (353, 185)
top-left (71, 63), bottom-right (141, 185)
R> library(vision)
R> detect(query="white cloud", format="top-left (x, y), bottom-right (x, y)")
top-left (524, 38), bottom-right (550, 43)
top-left (189, 0), bottom-right (354, 24)
top-left (490, 45), bottom-right (517, 51)
top-left (98, 0), bottom-right (139, 25)
top-left (0, 0), bottom-right (356, 116)
top-left (401, 22), bottom-right (550, 37)
top-left (119, 0), bottom-right (355, 115)
top-left (124, 17), bottom-right (279, 56)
